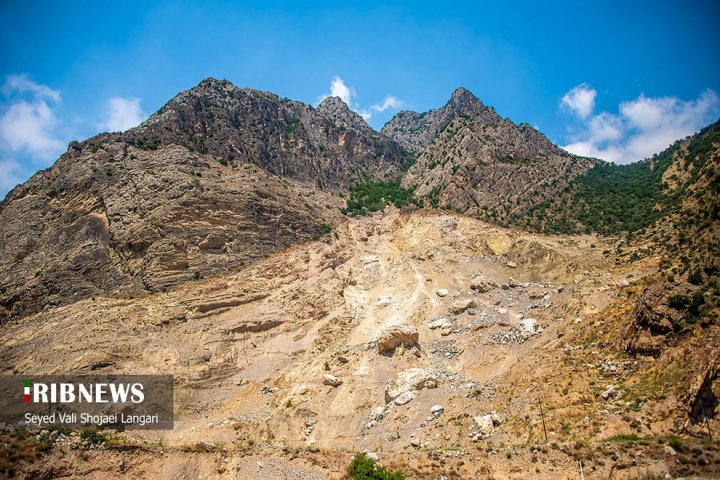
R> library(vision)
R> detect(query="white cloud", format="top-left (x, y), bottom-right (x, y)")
top-left (318, 76), bottom-right (356, 106)
top-left (100, 97), bottom-right (146, 132)
top-left (561, 83), bottom-right (596, 119)
top-left (0, 99), bottom-right (65, 157)
top-left (371, 95), bottom-right (403, 113)
top-left (0, 75), bottom-right (65, 163)
top-left (562, 87), bottom-right (720, 163)
top-left (0, 74), bottom-right (150, 199)
top-left (2, 74), bottom-right (61, 102)
top-left (0, 75), bottom-right (68, 199)
top-left (318, 76), bottom-right (402, 122)
top-left (329, 76), bottom-right (354, 105)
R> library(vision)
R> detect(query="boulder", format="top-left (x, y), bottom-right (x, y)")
top-left (474, 411), bottom-right (503, 434)
top-left (473, 414), bottom-right (495, 434)
top-left (470, 273), bottom-right (496, 293)
top-left (450, 298), bottom-right (475, 314)
top-left (430, 405), bottom-right (444, 418)
top-left (436, 288), bottom-right (449, 297)
top-left (490, 412), bottom-right (504, 426)
top-left (394, 391), bottom-right (417, 405)
top-left (385, 368), bottom-right (437, 403)
top-left (520, 318), bottom-right (543, 336)
top-left (427, 318), bottom-right (451, 330)
top-left (601, 385), bottom-right (617, 400)
top-left (375, 296), bottom-right (392, 308)
top-left (377, 324), bottom-right (419, 354)
top-left (365, 451), bottom-right (380, 462)
top-left (323, 374), bottom-right (343, 387)
top-left (370, 406), bottom-right (387, 422)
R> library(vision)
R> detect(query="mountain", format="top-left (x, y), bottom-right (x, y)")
top-left (399, 103), bottom-right (596, 223)
top-left (0, 77), bottom-right (412, 322)
top-left (0, 139), bottom-right (345, 322)
top-left (127, 78), bottom-right (410, 190)
top-left (525, 119), bottom-right (720, 237)
top-left (380, 87), bottom-right (488, 151)
top-left (316, 95), bottom-right (373, 134)
top-left (645, 120), bottom-right (720, 274)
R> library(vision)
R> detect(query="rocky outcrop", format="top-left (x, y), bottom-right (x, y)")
top-left (384, 368), bottom-right (437, 403)
top-left (130, 78), bottom-right (410, 191)
top-left (0, 141), bottom-right (343, 322)
top-left (317, 96), bottom-right (373, 134)
top-left (381, 87), bottom-right (487, 151)
top-left (376, 324), bottom-right (419, 354)
top-left (623, 282), bottom-right (697, 355)
top-left (323, 374), bottom-right (343, 387)
top-left (450, 298), bottom-right (475, 314)
top-left (401, 112), bottom-right (596, 223)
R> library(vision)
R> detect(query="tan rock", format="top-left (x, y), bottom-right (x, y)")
top-left (385, 368), bottom-right (437, 403)
top-left (469, 273), bottom-right (496, 293)
top-left (377, 324), bottom-right (419, 354)
top-left (450, 298), bottom-right (475, 314)
top-left (323, 374), bottom-right (343, 387)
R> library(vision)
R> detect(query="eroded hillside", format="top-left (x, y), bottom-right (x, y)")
top-left (3, 211), bottom-right (718, 478)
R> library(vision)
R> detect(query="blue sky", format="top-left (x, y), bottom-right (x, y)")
top-left (1, 0), bottom-right (719, 197)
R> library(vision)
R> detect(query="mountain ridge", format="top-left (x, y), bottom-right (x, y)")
top-left (380, 86), bottom-right (489, 151)
top-left (0, 78), bottom-right (715, 324)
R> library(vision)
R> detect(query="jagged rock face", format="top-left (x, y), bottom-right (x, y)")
top-left (0, 141), bottom-right (343, 322)
top-left (381, 87), bottom-right (487, 151)
top-left (128, 78), bottom-right (409, 190)
top-left (623, 282), bottom-right (697, 355)
top-left (401, 114), bottom-right (596, 223)
top-left (317, 96), bottom-right (372, 134)
top-left (0, 77), bottom-right (413, 322)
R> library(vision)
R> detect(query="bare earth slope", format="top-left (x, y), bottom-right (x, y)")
top-left (3, 211), bottom-right (718, 478)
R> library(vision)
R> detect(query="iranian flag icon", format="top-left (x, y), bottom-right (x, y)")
top-left (23, 379), bottom-right (30, 403)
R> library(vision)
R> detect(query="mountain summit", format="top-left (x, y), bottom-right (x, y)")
top-left (316, 96), bottom-right (373, 133)
top-left (128, 78), bottom-right (407, 190)
top-left (380, 86), bottom-right (488, 151)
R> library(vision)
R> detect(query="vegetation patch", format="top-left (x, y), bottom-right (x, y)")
top-left (347, 453), bottom-right (405, 480)
top-left (527, 147), bottom-right (680, 235)
top-left (526, 120), bottom-right (719, 236)
top-left (342, 180), bottom-right (420, 216)
top-left (80, 428), bottom-right (107, 446)
top-left (0, 430), bottom-right (52, 476)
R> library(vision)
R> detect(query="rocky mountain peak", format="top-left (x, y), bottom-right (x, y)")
top-left (448, 86), bottom-right (484, 111)
top-left (380, 87), bottom-right (489, 151)
top-left (317, 95), bottom-right (372, 132)
top-left (196, 76), bottom-right (232, 90)
top-left (317, 95), bottom-right (348, 110)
